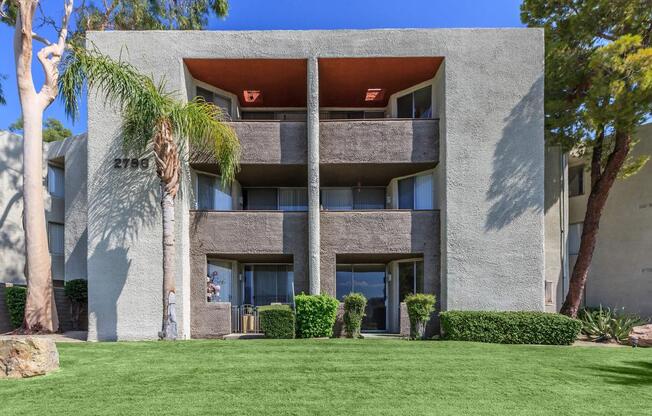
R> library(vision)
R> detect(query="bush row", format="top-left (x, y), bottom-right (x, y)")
top-left (5, 286), bottom-right (27, 328)
top-left (440, 311), bottom-right (581, 345)
top-left (258, 305), bottom-right (295, 339)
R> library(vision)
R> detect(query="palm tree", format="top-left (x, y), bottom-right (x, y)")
top-left (59, 47), bottom-right (240, 339)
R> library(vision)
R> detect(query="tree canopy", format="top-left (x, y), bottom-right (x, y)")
top-left (9, 116), bottom-right (73, 142)
top-left (521, 0), bottom-right (652, 174)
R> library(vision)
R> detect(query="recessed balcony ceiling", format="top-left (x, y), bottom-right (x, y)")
top-left (185, 57), bottom-right (442, 108)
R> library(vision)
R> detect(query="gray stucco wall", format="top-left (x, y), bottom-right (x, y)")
top-left (544, 145), bottom-right (566, 312)
top-left (87, 28), bottom-right (544, 340)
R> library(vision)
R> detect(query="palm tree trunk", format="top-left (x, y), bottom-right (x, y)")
top-left (560, 130), bottom-right (631, 318)
top-left (14, 0), bottom-right (59, 333)
top-left (154, 119), bottom-right (179, 340)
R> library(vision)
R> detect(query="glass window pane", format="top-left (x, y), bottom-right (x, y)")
top-left (569, 223), bottom-right (583, 256)
top-left (196, 86), bottom-right (213, 103)
top-left (196, 174), bottom-right (214, 210)
top-left (321, 188), bottom-right (353, 210)
top-left (336, 265), bottom-right (353, 301)
top-left (415, 173), bottom-right (433, 210)
top-left (397, 93), bottom-right (413, 118)
top-left (569, 165), bottom-right (584, 197)
top-left (244, 265), bottom-right (254, 304)
top-left (353, 265), bottom-right (386, 331)
top-left (413, 86), bottom-right (432, 118)
top-left (241, 111), bottom-right (275, 120)
top-left (207, 261), bottom-right (233, 303)
top-left (398, 262), bottom-right (414, 303)
top-left (48, 223), bottom-right (64, 255)
top-left (398, 177), bottom-right (414, 209)
top-left (415, 261), bottom-right (424, 293)
top-left (213, 94), bottom-right (232, 117)
top-left (279, 188), bottom-right (308, 211)
top-left (244, 188), bottom-right (278, 210)
top-left (47, 165), bottom-right (64, 198)
top-left (353, 187), bottom-right (385, 210)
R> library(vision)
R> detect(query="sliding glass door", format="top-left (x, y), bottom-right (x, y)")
top-left (243, 264), bottom-right (294, 306)
top-left (336, 264), bottom-right (387, 331)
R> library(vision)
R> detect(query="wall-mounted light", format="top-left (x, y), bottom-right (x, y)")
top-left (243, 90), bottom-right (262, 103)
top-left (365, 88), bottom-right (385, 102)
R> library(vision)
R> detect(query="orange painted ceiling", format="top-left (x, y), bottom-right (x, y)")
top-left (318, 57), bottom-right (443, 107)
top-left (185, 58), bottom-right (308, 108)
top-left (185, 57), bottom-right (442, 108)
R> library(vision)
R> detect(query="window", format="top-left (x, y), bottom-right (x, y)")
top-left (321, 188), bottom-right (353, 210)
top-left (279, 188), bottom-right (308, 211)
top-left (48, 222), bottom-right (64, 255)
top-left (207, 261), bottom-right (233, 303)
top-left (568, 223), bottom-right (583, 256)
top-left (569, 165), bottom-right (584, 197)
top-left (398, 261), bottom-right (424, 302)
top-left (243, 188), bottom-right (279, 210)
top-left (336, 264), bottom-right (386, 331)
top-left (196, 173), bottom-right (232, 210)
top-left (47, 165), bottom-right (64, 199)
top-left (243, 264), bottom-right (294, 306)
top-left (545, 281), bottom-right (554, 305)
top-left (196, 86), bottom-right (232, 117)
top-left (398, 173), bottom-right (433, 210)
top-left (353, 187), bottom-right (385, 210)
top-left (396, 85), bottom-right (432, 119)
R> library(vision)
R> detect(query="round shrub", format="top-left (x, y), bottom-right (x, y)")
top-left (439, 311), bottom-right (582, 345)
top-left (258, 305), bottom-right (295, 339)
top-left (343, 292), bottom-right (367, 338)
top-left (5, 286), bottom-right (27, 329)
top-left (405, 293), bottom-right (436, 340)
top-left (295, 294), bottom-right (339, 338)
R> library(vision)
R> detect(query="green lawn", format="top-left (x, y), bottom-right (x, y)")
top-left (1, 340), bottom-right (651, 415)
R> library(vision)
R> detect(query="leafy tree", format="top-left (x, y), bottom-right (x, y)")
top-left (9, 116), bottom-right (73, 142)
top-left (0, 0), bottom-right (229, 333)
top-left (521, 0), bottom-right (652, 317)
top-left (60, 47), bottom-right (239, 339)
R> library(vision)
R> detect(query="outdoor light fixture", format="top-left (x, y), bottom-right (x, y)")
top-left (364, 88), bottom-right (385, 102)
top-left (243, 90), bottom-right (262, 103)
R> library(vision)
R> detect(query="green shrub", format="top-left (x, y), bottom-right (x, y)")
top-left (440, 311), bottom-right (581, 345)
top-left (579, 306), bottom-right (646, 344)
top-left (294, 294), bottom-right (339, 338)
top-left (343, 293), bottom-right (367, 338)
top-left (65, 279), bottom-right (88, 330)
top-left (258, 305), bottom-right (295, 339)
top-left (405, 293), bottom-right (436, 339)
top-left (5, 286), bottom-right (27, 329)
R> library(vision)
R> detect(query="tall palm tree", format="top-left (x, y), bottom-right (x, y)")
top-left (59, 47), bottom-right (240, 339)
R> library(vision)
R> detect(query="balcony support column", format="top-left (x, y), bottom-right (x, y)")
top-left (307, 56), bottom-right (321, 295)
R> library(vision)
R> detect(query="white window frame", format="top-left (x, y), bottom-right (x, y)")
top-left (193, 78), bottom-right (239, 119)
top-left (391, 168), bottom-right (437, 210)
top-left (47, 164), bottom-right (65, 199)
top-left (47, 222), bottom-right (65, 255)
top-left (193, 170), bottom-right (233, 211)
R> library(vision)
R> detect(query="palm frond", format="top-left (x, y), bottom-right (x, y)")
top-left (170, 98), bottom-right (240, 184)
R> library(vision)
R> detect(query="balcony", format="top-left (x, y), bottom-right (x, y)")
top-left (320, 119), bottom-right (439, 165)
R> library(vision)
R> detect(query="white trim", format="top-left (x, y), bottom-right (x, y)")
top-left (192, 78), bottom-right (240, 119)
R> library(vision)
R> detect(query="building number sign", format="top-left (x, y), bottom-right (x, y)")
top-left (114, 158), bottom-right (150, 169)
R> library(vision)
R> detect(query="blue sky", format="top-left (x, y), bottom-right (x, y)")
top-left (0, 0), bottom-right (525, 134)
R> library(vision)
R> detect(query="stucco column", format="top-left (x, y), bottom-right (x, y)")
top-left (307, 56), bottom-right (320, 295)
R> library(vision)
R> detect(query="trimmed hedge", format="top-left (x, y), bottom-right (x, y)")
top-left (295, 294), bottom-right (339, 338)
top-left (440, 311), bottom-right (581, 345)
top-left (65, 279), bottom-right (88, 330)
top-left (405, 293), bottom-right (436, 340)
top-left (5, 286), bottom-right (27, 329)
top-left (258, 305), bottom-right (295, 339)
top-left (343, 293), bottom-right (366, 338)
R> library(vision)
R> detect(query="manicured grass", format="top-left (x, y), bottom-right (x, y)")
top-left (1, 340), bottom-right (651, 415)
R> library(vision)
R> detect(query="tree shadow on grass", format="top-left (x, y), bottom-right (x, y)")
top-left (587, 360), bottom-right (652, 386)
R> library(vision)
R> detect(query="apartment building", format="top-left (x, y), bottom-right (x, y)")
top-left (81, 29), bottom-right (546, 341)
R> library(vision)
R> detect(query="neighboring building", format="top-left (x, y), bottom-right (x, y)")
top-left (0, 131), bottom-right (87, 332)
top-left (1, 29), bottom-right (549, 340)
top-left (564, 124), bottom-right (652, 318)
